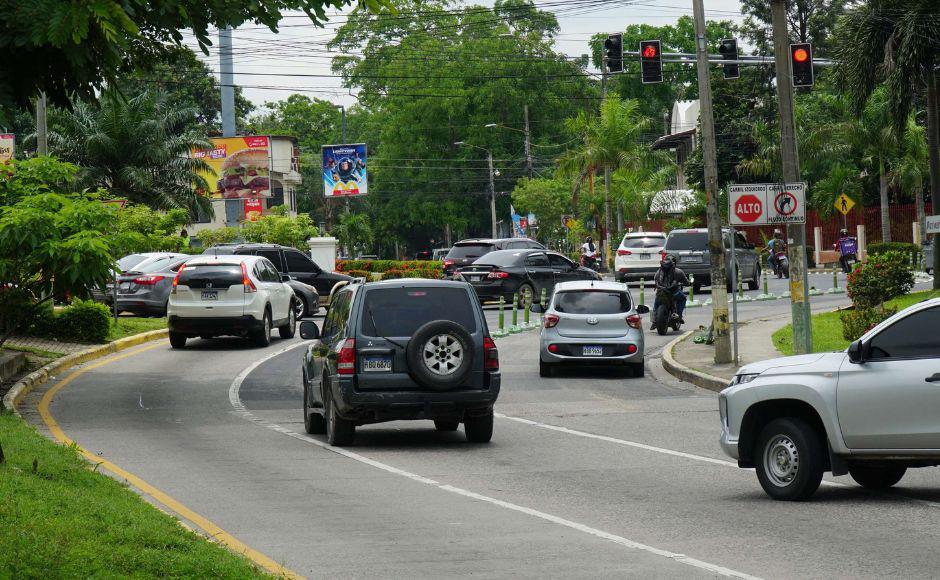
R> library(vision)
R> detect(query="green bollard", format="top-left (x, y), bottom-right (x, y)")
top-left (639, 278), bottom-right (645, 306)
top-left (510, 293), bottom-right (520, 333)
top-left (498, 296), bottom-right (505, 331)
top-left (827, 268), bottom-right (845, 294)
top-left (523, 294), bottom-right (531, 327)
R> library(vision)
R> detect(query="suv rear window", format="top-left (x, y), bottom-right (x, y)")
top-left (554, 291), bottom-right (631, 314)
top-left (178, 264), bottom-right (244, 288)
top-left (664, 232), bottom-right (708, 251)
top-left (360, 287), bottom-right (477, 336)
top-left (621, 236), bottom-right (665, 249)
top-left (447, 244), bottom-right (495, 260)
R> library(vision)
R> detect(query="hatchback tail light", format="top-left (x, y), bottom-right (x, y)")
top-left (241, 262), bottom-right (258, 293)
top-left (483, 336), bottom-right (499, 370)
top-left (133, 275), bottom-right (165, 285)
top-left (626, 344), bottom-right (638, 354)
top-left (544, 314), bottom-right (560, 328)
top-left (486, 270), bottom-right (510, 279)
top-left (337, 339), bottom-right (356, 375)
top-left (617, 249), bottom-right (632, 256)
top-left (626, 314), bottom-right (641, 329)
top-left (171, 264), bottom-right (186, 294)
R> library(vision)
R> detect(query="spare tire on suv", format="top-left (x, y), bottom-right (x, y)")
top-left (406, 320), bottom-right (475, 391)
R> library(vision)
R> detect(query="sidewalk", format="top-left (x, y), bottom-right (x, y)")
top-left (5, 336), bottom-right (91, 355)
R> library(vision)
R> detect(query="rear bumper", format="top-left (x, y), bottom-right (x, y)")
top-left (466, 280), bottom-right (517, 301)
top-left (615, 265), bottom-right (659, 280)
top-left (168, 315), bottom-right (262, 336)
top-left (116, 296), bottom-right (166, 315)
top-left (540, 334), bottom-right (643, 364)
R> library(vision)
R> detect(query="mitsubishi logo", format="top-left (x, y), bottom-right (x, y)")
top-left (586, 317), bottom-right (598, 325)
top-left (206, 282), bottom-right (212, 289)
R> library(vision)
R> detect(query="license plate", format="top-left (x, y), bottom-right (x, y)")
top-left (639, 254), bottom-right (651, 260)
top-left (201, 290), bottom-right (218, 300)
top-left (582, 346), bottom-right (603, 356)
top-left (468, 275), bottom-right (483, 282)
top-left (682, 256), bottom-right (702, 263)
top-left (120, 282), bottom-right (132, 290)
top-left (362, 357), bottom-right (392, 372)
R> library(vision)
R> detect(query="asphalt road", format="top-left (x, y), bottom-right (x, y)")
top-left (30, 273), bottom-right (940, 579)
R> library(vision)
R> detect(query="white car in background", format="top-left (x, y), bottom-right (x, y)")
top-left (167, 255), bottom-right (297, 349)
top-left (614, 232), bottom-right (666, 283)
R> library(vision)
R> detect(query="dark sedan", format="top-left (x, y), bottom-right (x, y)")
top-left (457, 249), bottom-right (600, 307)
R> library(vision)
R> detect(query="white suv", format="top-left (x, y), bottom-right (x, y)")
top-left (167, 255), bottom-right (297, 348)
top-left (614, 232), bottom-right (666, 283)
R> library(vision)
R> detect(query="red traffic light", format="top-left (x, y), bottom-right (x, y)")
top-left (642, 44), bottom-right (658, 59)
top-left (792, 47), bottom-right (809, 62)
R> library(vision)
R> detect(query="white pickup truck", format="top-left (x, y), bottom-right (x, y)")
top-left (720, 297), bottom-right (940, 500)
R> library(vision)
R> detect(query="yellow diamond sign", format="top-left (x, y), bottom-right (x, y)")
top-left (834, 193), bottom-right (855, 215)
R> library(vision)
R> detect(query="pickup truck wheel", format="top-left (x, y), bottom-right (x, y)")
top-left (303, 379), bottom-right (326, 435)
top-left (434, 420), bottom-right (459, 432)
top-left (464, 410), bottom-right (494, 443)
top-left (407, 320), bottom-right (474, 391)
top-left (849, 465), bottom-right (907, 490)
top-left (755, 418), bottom-right (824, 501)
top-left (325, 391), bottom-right (355, 446)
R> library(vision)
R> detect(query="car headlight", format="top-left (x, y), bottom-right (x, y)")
top-left (729, 373), bottom-right (760, 386)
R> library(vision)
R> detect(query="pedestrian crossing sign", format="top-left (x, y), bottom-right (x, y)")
top-left (834, 193), bottom-right (855, 215)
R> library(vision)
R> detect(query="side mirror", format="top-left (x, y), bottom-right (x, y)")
top-left (847, 339), bottom-right (864, 364)
top-left (636, 304), bottom-right (650, 315)
top-left (281, 274), bottom-right (292, 282)
top-left (530, 304), bottom-right (543, 314)
top-left (299, 321), bottom-right (320, 340)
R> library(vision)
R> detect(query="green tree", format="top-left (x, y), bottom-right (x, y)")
top-left (111, 205), bottom-right (192, 257)
top-left (739, 0), bottom-right (846, 52)
top-left (241, 208), bottom-right (320, 250)
top-left (332, 212), bottom-right (374, 256)
top-left (510, 177), bottom-right (571, 243)
top-left (892, 116), bottom-right (929, 242)
top-left (813, 163), bottom-right (862, 220)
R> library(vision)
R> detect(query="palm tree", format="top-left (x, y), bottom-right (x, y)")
top-left (48, 90), bottom-right (213, 217)
top-left (814, 163), bottom-right (862, 220)
top-left (892, 116), bottom-right (929, 243)
top-left (612, 161), bottom-right (674, 224)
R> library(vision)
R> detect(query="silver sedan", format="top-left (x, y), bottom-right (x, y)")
top-left (536, 280), bottom-right (648, 378)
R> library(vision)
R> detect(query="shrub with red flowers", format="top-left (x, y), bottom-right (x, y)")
top-left (846, 250), bottom-right (914, 309)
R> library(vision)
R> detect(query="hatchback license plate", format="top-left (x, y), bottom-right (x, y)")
top-left (201, 290), bottom-right (218, 300)
top-left (362, 357), bottom-right (392, 372)
top-left (582, 345), bottom-right (603, 356)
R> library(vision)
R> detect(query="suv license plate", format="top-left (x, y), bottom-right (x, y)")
top-left (639, 254), bottom-right (651, 260)
top-left (362, 357), bottom-right (392, 372)
top-left (682, 256), bottom-right (702, 263)
top-left (201, 290), bottom-right (218, 300)
top-left (582, 346), bottom-right (603, 356)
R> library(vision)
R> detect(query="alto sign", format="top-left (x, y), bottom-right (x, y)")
top-left (729, 183), bottom-right (806, 226)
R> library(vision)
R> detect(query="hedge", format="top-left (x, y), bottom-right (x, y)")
top-left (24, 300), bottom-right (112, 343)
top-left (337, 259), bottom-right (443, 275)
top-left (868, 242), bottom-right (921, 266)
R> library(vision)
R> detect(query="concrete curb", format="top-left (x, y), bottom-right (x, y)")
top-left (661, 330), bottom-right (729, 393)
top-left (2, 329), bottom-right (169, 415)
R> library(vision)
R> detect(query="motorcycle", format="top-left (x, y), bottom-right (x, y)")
top-left (772, 251), bottom-right (790, 278)
top-left (840, 253), bottom-right (858, 274)
top-left (653, 286), bottom-right (683, 336)
top-left (580, 254), bottom-right (599, 271)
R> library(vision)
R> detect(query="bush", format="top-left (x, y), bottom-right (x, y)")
top-left (382, 269), bottom-right (404, 280)
top-left (868, 242), bottom-right (920, 266)
top-left (840, 305), bottom-right (897, 342)
top-left (846, 250), bottom-right (915, 308)
top-left (55, 300), bottom-right (113, 343)
top-left (346, 269), bottom-right (370, 279)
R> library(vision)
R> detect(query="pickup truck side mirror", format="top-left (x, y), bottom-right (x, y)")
top-left (299, 321), bottom-right (320, 340)
top-left (847, 339), bottom-right (864, 364)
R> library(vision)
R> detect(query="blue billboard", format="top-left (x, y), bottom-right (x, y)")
top-left (322, 143), bottom-right (368, 198)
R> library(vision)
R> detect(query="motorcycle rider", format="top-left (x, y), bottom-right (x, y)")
top-left (767, 229), bottom-right (786, 274)
top-left (833, 228), bottom-right (859, 273)
top-left (652, 254), bottom-right (688, 327)
top-left (580, 236), bottom-right (598, 270)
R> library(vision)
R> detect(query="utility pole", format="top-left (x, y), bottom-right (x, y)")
top-left (692, 0), bottom-right (731, 364)
top-left (35, 93), bottom-right (47, 155)
top-left (336, 105), bottom-right (349, 215)
top-left (771, 0), bottom-right (813, 353)
top-left (523, 104), bottom-right (533, 179)
top-left (601, 63), bottom-right (612, 273)
top-left (928, 71), bottom-right (940, 288)
top-left (219, 26), bottom-right (238, 226)
top-left (487, 150), bottom-right (497, 239)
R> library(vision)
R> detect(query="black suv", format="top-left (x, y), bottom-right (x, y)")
top-left (204, 243), bottom-right (352, 313)
top-left (298, 279), bottom-right (500, 446)
top-left (443, 237), bottom-right (544, 277)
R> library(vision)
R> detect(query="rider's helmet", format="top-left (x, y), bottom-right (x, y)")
top-left (839, 228), bottom-right (848, 237)
top-left (585, 236), bottom-right (593, 243)
top-left (662, 254), bottom-right (677, 269)
top-left (773, 229), bottom-right (783, 238)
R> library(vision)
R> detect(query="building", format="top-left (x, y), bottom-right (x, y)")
top-left (650, 100), bottom-right (699, 190)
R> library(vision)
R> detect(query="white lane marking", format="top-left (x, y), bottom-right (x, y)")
top-left (228, 343), bottom-right (760, 579)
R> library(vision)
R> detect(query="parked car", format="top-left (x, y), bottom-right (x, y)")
top-left (432, 248), bottom-right (451, 261)
top-left (204, 243), bottom-right (345, 313)
top-left (614, 232), bottom-right (667, 283)
top-left (535, 281), bottom-right (649, 378)
top-left (662, 228), bottom-right (760, 293)
top-left (92, 252), bottom-right (186, 305)
top-left (298, 279), bottom-right (500, 446)
top-left (720, 297), bottom-right (940, 501)
top-left (115, 255), bottom-right (191, 317)
top-left (167, 255), bottom-right (297, 348)
top-left (443, 237), bottom-right (544, 277)
top-left (457, 249), bottom-right (600, 306)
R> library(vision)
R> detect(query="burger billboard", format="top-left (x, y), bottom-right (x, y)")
top-left (194, 136), bottom-right (272, 199)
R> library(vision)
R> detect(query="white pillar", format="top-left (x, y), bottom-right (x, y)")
top-left (913, 221), bottom-right (921, 245)
top-left (813, 226), bottom-right (822, 267)
top-left (308, 237), bottom-right (338, 272)
top-left (857, 225), bottom-right (867, 261)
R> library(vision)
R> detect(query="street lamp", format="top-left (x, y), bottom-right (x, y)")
top-left (455, 141), bottom-right (498, 238)
top-left (484, 106), bottom-right (532, 179)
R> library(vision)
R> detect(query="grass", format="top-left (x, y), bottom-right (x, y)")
top-left (773, 289), bottom-right (940, 355)
top-left (2, 344), bottom-right (66, 358)
top-left (106, 317), bottom-right (167, 342)
top-left (0, 411), bottom-right (271, 578)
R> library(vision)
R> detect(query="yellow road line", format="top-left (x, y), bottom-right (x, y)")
top-left (37, 342), bottom-right (302, 580)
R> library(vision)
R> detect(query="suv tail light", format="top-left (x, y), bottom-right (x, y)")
top-left (486, 270), bottom-right (510, 279)
top-left (617, 249), bottom-right (632, 256)
top-left (443, 259), bottom-right (455, 268)
top-left (483, 337), bottom-right (499, 370)
top-left (337, 339), bottom-right (356, 375)
top-left (171, 264), bottom-right (186, 294)
top-left (241, 262), bottom-right (258, 293)
top-left (544, 314), bottom-right (560, 328)
top-left (133, 275), bottom-right (165, 285)
top-left (626, 314), bottom-right (641, 329)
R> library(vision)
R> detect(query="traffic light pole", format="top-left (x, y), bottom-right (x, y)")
top-left (692, 0), bottom-right (731, 364)
top-left (771, 0), bottom-right (813, 353)
top-left (601, 62), bottom-right (612, 272)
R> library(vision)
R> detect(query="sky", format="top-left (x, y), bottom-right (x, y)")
top-left (185, 0), bottom-right (748, 111)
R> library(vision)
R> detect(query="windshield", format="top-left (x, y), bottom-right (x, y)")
top-left (554, 290), bottom-right (631, 314)
top-left (621, 236), bottom-right (666, 249)
top-left (664, 232), bottom-right (709, 251)
top-left (360, 287), bottom-right (477, 336)
top-left (447, 243), bottom-right (495, 260)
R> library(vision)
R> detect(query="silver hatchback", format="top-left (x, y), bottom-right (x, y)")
top-left (536, 281), bottom-right (648, 378)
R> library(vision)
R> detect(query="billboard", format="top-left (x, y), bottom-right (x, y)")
top-left (243, 198), bottom-right (263, 221)
top-left (0, 134), bottom-right (13, 163)
top-left (193, 136), bottom-right (271, 199)
top-left (322, 143), bottom-right (367, 198)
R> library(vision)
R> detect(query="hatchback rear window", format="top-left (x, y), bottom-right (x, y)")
top-left (178, 264), bottom-right (244, 288)
top-left (664, 232), bottom-right (709, 251)
top-left (621, 236), bottom-right (665, 249)
top-left (360, 287), bottom-right (477, 336)
top-left (554, 291), bottom-right (631, 314)
top-left (447, 244), bottom-right (495, 260)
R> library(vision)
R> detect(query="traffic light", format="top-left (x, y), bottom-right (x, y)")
top-left (718, 38), bottom-right (739, 80)
top-left (790, 42), bottom-right (814, 87)
top-left (639, 39), bottom-right (663, 84)
top-left (604, 33), bottom-right (623, 73)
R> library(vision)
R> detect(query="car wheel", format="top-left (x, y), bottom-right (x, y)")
top-left (630, 361), bottom-right (645, 378)
top-left (849, 464), bottom-right (907, 490)
top-left (294, 296), bottom-right (307, 319)
top-left (325, 390), bottom-right (355, 446)
top-left (252, 310), bottom-right (272, 347)
top-left (434, 419), bottom-right (459, 432)
top-left (517, 283), bottom-right (535, 308)
top-left (406, 320), bottom-right (475, 391)
top-left (278, 305), bottom-right (296, 339)
top-left (539, 359), bottom-right (554, 378)
top-left (755, 417), bottom-right (825, 501)
top-left (303, 378), bottom-right (326, 435)
top-left (748, 266), bottom-right (760, 290)
top-left (169, 332), bottom-right (186, 349)
top-left (464, 410), bottom-right (494, 443)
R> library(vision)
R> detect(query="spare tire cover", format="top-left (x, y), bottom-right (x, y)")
top-left (406, 320), bottom-right (475, 391)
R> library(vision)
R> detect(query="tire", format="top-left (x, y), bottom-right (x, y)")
top-left (748, 266), bottom-right (760, 290)
top-left (539, 359), bottom-right (554, 378)
top-left (655, 304), bottom-right (669, 336)
top-left (303, 377), bottom-right (326, 435)
top-left (294, 296), bottom-right (307, 319)
top-left (464, 410), bottom-right (494, 443)
top-left (406, 320), bottom-right (475, 391)
top-left (169, 332), bottom-right (186, 349)
top-left (252, 309), bottom-right (272, 347)
top-left (325, 390), bottom-right (355, 446)
top-left (630, 361), bottom-right (645, 378)
top-left (278, 305), bottom-right (296, 339)
top-left (755, 417), bottom-right (825, 501)
top-left (434, 419), bottom-right (459, 432)
top-left (517, 283), bottom-right (535, 308)
top-left (849, 464), bottom-right (907, 490)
